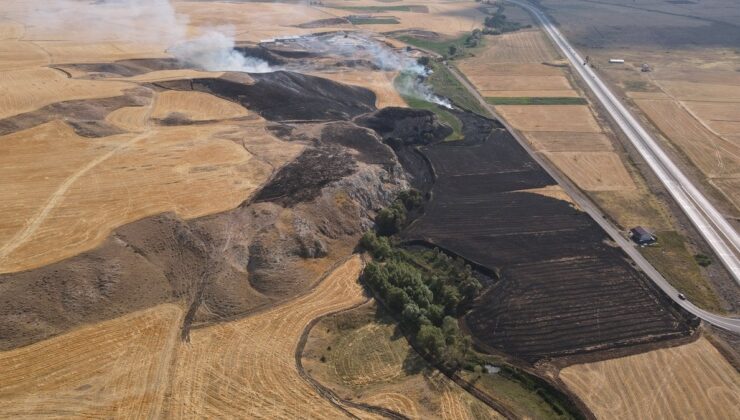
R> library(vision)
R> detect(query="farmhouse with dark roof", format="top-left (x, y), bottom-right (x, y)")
top-left (630, 226), bottom-right (657, 245)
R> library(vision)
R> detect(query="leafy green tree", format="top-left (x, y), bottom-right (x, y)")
top-left (448, 45), bottom-right (457, 57)
top-left (360, 231), bottom-right (392, 260)
top-left (397, 189), bottom-right (423, 210)
top-left (387, 286), bottom-right (410, 312)
top-left (416, 324), bottom-right (445, 357)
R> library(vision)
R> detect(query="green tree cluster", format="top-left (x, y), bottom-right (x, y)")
top-left (482, 6), bottom-right (526, 34)
top-left (361, 245), bottom-right (482, 369)
top-left (374, 189), bottom-right (423, 236)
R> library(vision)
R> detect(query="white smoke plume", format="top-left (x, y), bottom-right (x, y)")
top-left (16, 0), bottom-right (272, 73)
top-left (301, 32), bottom-right (452, 108)
top-left (169, 30), bottom-right (273, 73)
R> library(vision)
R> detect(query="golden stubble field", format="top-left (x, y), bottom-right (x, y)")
top-left (560, 337), bottom-right (740, 420)
top-left (591, 44), bottom-right (740, 214)
top-left (0, 0), bottom-right (426, 274)
top-left (0, 256), bottom-right (375, 419)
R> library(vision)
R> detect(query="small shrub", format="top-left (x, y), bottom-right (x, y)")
top-left (694, 254), bottom-right (712, 267)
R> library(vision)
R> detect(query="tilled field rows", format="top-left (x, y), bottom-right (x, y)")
top-left (404, 112), bottom-right (690, 362)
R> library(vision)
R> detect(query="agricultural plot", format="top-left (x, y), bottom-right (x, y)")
top-left (326, 1), bottom-right (484, 37)
top-left (151, 90), bottom-right (249, 122)
top-left (560, 337), bottom-right (740, 420)
top-left (307, 70), bottom-right (406, 108)
top-left (494, 105), bottom-right (602, 133)
top-left (167, 256), bottom-right (368, 418)
top-left (0, 118), bottom-right (285, 273)
top-left (0, 304), bottom-right (183, 418)
top-left (402, 111), bottom-right (691, 362)
top-left (543, 152), bottom-right (636, 191)
top-left (302, 302), bottom-right (506, 419)
top-left (633, 98), bottom-right (740, 177)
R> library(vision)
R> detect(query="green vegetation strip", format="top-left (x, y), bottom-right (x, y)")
top-left (485, 97), bottom-right (587, 105)
top-left (331, 5), bottom-right (412, 12)
top-left (393, 71), bottom-right (463, 141)
top-left (359, 192), bottom-right (585, 419)
top-left (640, 231), bottom-right (722, 313)
top-left (395, 34), bottom-right (467, 58)
top-left (428, 61), bottom-right (490, 117)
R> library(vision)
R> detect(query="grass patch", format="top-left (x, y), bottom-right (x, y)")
top-left (347, 16), bottom-right (399, 24)
top-left (640, 231), bottom-right (722, 312)
top-left (405, 96), bottom-right (463, 141)
top-left (427, 61), bottom-right (490, 116)
top-left (393, 72), bottom-right (463, 141)
top-left (332, 5), bottom-right (412, 12)
top-left (461, 367), bottom-right (579, 419)
top-left (395, 34), bottom-right (468, 58)
top-left (623, 80), bottom-right (657, 92)
top-left (485, 97), bottom-right (587, 105)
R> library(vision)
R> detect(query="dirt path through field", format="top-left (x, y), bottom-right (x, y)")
top-left (0, 97), bottom-right (154, 266)
top-left (0, 130), bottom-right (151, 263)
top-left (166, 255), bottom-right (367, 418)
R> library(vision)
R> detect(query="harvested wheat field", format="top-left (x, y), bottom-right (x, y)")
top-left (560, 337), bottom-right (740, 420)
top-left (711, 178), bottom-right (740, 211)
top-left (320, 1), bottom-right (483, 37)
top-left (682, 101), bottom-right (740, 137)
top-left (525, 131), bottom-right (613, 152)
top-left (0, 304), bottom-right (183, 419)
top-left (592, 190), bottom-right (672, 231)
top-left (0, 119), bottom-right (298, 273)
top-left (307, 71), bottom-right (405, 108)
top-left (475, 29), bottom-right (559, 64)
top-left (496, 105), bottom-right (602, 132)
top-left (151, 90), bottom-right (249, 122)
top-left (0, 67), bottom-right (130, 119)
top-left (634, 98), bottom-right (740, 177)
top-left (658, 81), bottom-right (740, 102)
top-left (544, 152), bottom-right (636, 191)
top-left (0, 40), bottom-right (48, 70)
top-left (166, 255), bottom-right (366, 418)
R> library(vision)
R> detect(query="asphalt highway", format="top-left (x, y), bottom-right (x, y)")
top-left (438, 6), bottom-right (740, 332)
top-left (506, 0), bottom-right (740, 285)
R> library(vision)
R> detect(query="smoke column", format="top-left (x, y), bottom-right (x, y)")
top-left (305, 32), bottom-right (452, 108)
top-left (16, 0), bottom-right (272, 73)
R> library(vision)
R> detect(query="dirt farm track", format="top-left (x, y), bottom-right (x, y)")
top-left (0, 256), bottom-right (370, 419)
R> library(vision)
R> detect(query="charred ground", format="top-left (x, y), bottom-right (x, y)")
top-left (401, 110), bottom-right (693, 363)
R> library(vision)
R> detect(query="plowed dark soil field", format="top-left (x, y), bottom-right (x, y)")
top-left (403, 111), bottom-right (691, 363)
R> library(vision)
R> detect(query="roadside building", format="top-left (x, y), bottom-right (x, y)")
top-left (630, 226), bottom-right (657, 245)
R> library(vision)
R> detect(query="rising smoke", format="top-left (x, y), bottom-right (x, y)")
top-left (169, 30), bottom-right (273, 73)
top-left (297, 32), bottom-right (452, 108)
top-left (17, 0), bottom-right (272, 73)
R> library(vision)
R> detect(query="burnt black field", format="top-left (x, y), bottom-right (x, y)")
top-left (402, 111), bottom-right (692, 363)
